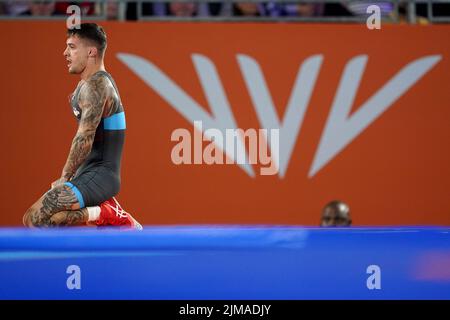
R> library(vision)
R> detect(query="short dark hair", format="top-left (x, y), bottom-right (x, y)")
top-left (67, 23), bottom-right (107, 56)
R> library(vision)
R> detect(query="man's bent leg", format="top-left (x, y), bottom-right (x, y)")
top-left (23, 184), bottom-right (88, 227)
top-left (48, 210), bottom-right (88, 226)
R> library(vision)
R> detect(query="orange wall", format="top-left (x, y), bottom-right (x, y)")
top-left (0, 21), bottom-right (449, 226)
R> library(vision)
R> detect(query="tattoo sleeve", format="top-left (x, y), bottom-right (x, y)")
top-left (61, 75), bottom-right (108, 180)
top-left (30, 185), bottom-right (87, 227)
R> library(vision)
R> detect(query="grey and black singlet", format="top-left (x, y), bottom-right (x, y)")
top-left (64, 71), bottom-right (126, 208)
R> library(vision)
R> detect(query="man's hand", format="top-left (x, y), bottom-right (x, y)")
top-left (51, 177), bottom-right (68, 189)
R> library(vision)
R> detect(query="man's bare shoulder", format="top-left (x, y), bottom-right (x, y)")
top-left (77, 73), bottom-right (116, 111)
top-left (79, 73), bottom-right (110, 97)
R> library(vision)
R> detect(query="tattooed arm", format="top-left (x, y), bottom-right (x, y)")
top-left (56, 75), bottom-right (109, 185)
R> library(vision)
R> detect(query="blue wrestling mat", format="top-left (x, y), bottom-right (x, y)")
top-left (0, 226), bottom-right (449, 300)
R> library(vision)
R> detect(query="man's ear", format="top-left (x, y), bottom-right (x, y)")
top-left (88, 47), bottom-right (98, 57)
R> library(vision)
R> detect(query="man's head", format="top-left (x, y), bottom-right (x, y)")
top-left (320, 200), bottom-right (352, 227)
top-left (63, 23), bottom-right (107, 74)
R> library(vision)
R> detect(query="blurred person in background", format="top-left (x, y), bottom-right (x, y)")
top-left (3, 1), bottom-right (31, 16)
top-left (155, 2), bottom-right (219, 17)
top-left (320, 200), bottom-right (352, 227)
top-left (233, 2), bottom-right (265, 16)
top-left (30, 1), bottom-right (56, 16)
top-left (54, 1), bottom-right (97, 16)
top-left (265, 2), bottom-right (324, 17)
top-left (168, 2), bottom-right (198, 17)
top-left (144, 1), bottom-right (222, 18)
top-left (344, 0), bottom-right (393, 18)
top-left (105, 0), bottom-right (119, 20)
top-left (127, 2), bottom-right (199, 18)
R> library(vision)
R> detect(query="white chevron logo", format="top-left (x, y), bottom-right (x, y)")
top-left (117, 53), bottom-right (441, 179)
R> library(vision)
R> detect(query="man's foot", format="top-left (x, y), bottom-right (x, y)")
top-left (96, 197), bottom-right (143, 230)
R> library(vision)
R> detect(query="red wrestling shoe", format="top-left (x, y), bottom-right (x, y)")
top-left (96, 197), bottom-right (143, 230)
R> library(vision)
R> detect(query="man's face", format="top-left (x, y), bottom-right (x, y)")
top-left (63, 35), bottom-right (89, 74)
top-left (320, 207), bottom-right (351, 227)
